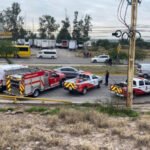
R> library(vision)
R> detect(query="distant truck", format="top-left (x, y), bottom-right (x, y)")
top-left (61, 40), bottom-right (69, 48)
top-left (40, 39), bottom-right (56, 49)
top-left (68, 40), bottom-right (77, 50)
top-left (110, 77), bottom-right (150, 97)
top-left (6, 69), bottom-right (66, 97)
top-left (0, 64), bottom-right (28, 91)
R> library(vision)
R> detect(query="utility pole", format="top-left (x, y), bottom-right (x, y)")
top-left (127, 0), bottom-right (138, 108)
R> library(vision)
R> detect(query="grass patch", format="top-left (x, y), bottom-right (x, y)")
top-left (42, 108), bottom-right (60, 115)
top-left (31, 65), bottom-right (128, 75)
top-left (25, 106), bottom-right (48, 113)
top-left (7, 104), bottom-right (139, 118)
top-left (0, 107), bottom-right (14, 112)
top-left (145, 111), bottom-right (150, 115)
top-left (96, 105), bottom-right (139, 117)
top-left (75, 103), bottom-right (139, 117)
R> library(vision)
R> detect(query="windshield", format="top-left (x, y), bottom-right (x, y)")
top-left (77, 74), bottom-right (90, 80)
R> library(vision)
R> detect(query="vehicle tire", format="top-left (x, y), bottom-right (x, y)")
top-left (51, 56), bottom-right (55, 59)
top-left (93, 60), bottom-right (97, 63)
top-left (133, 92), bottom-right (136, 99)
top-left (33, 89), bottom-right (40, 97)
top-left (143, 74), bottom-right (148, 79)
top-left (97, 82), bottom-right (101, 88)
top-left (39, 56), bottom-right (43, 59)
top-left (60, 79), bottom-right (65, 87)
top-left (82, 88), bottom-right (87, 95)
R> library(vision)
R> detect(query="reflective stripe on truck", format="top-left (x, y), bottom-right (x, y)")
top-left (19, 81), bottom-right (25, 95)
top-left (64, 82), bottom-right (76, 90)
top-left (6, 76), bottom-right (11, 92)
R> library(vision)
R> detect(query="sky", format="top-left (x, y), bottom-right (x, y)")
top-left (0, 0), bottom-right (150, 39)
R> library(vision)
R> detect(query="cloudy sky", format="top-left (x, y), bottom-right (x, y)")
top-left (0, 0), bottom-right (150, 38)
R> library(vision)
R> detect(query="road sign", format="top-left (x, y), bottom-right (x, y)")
top-left (0, 32), bottom-right (12, 38)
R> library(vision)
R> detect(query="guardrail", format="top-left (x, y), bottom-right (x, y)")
top-left (0, 94), bottom-right (72, 104)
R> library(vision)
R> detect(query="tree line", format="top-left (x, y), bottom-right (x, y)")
top-left (0, 2), bottom-right (92, 43)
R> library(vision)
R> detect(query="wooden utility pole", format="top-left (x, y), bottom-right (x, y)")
top-left (127, 0), bottom-right (138, 108)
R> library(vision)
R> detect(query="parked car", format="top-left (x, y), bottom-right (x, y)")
top-left (54, 66), bottom-right (82, 79)
top-left (64, 72), bottom-right (103, 94)
top-left (37, 49), bottom-right (57, 59)
top-left (137, 63), bottom-right (150, 78)
top-left (91, 55), bottom-right (110, 63)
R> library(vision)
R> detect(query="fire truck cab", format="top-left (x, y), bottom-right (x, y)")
top-left (6, 69), bottom-right (65, 97)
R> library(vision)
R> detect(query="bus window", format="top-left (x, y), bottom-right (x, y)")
top-left (18, 47), bottom-right (28, 51)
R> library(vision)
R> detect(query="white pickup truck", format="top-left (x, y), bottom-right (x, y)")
top-left (64, 72), bottom-right (103, 94)
top-left (110, 77), bottom-right (150, 97)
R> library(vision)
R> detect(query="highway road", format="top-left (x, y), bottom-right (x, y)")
top-left (36, 75), bottom-right (150, 104)
top-left (0, 76), bottom-right (150, 105)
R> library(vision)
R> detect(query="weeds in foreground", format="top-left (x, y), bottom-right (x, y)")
top-left (25, 106), bottom-right (48, 112)
top-left (0, 107), bottom-right (14, 112)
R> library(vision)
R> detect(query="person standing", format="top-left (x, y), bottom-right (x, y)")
top-left (105, 70), bottom-right (109, 86)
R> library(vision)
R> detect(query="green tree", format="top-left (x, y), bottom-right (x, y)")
top-left (38, 15), bottom-right (59, 39)
top-left (56, 17), bottom-right (71, 43)
top-left (27, 31), bottom-right (37, 39)
top-left (18, 27), bottom-right (27, 39)
top-left (135, 49), bottom-right (146, 60)
top-left (0, 40), bottom-right (18, 58)
top-left (0, 2), bottom-right (24, 40)
top-left (72, 11), bottom-right (92, 43)
top-left (82, 15), bottom-right (92, 42)
top-left (109, 49), bottom-right (128, 61)
top-left (72, 11), bottom-right (80, 41)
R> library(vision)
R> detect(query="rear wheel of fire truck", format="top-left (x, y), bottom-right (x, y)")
top-left (82, 88), bottom-right (87, 95)
top-left (33, 89), bottom-right (40, 97)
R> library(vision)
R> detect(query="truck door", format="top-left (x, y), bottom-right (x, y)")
top-left (49, 72), bottom-right (59, 87)
top-left (92, 75), bottom-right (99, 86)
top-left (44, 72), bottom-right (50, 87)
top-left (145, 80), bottom-right (150, 93)
top-left (138, 80), bottom-right (146, 94)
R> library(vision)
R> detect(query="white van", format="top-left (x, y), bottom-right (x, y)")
top-left (137, 63), bottom-right (150, 78)
top-left (37, 49), bottom-right (57, 59)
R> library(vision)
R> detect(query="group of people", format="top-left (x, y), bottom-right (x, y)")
top-left (83, 51), bottom-right (92, 58)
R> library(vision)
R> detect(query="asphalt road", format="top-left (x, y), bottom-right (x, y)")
top-left (36, 75), bottom-right (150, 104)
top-left (0, 48), bottom-right (149, 65)
top-left (0, 48), bottom-right (91, 65)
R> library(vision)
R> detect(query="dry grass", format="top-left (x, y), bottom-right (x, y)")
top-left (0, 106), bottom-right (150, 149)
top-left (135, 135), bottom-right (150, 147)
top-left (46, 115), bottom-right (59, 128)
top-left (66, 122), bottom-right (92, 135)
top-left (138, 120), bottom-right (150, 133)
top-left (58, 108), bottom-right (86, 124)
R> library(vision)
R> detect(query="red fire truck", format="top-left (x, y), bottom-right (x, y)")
top-left (6, 69), bottom-right (66, 97)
